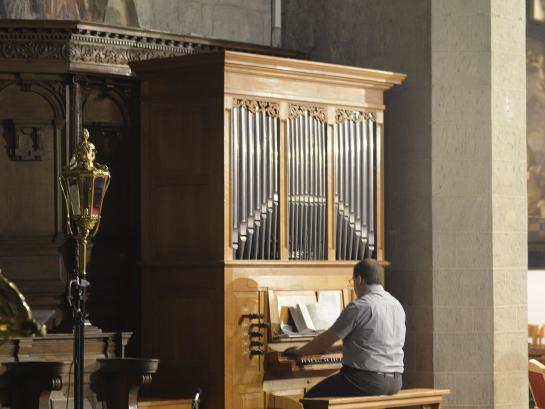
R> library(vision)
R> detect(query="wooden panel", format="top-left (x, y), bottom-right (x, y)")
top-left (83, 92), bottom-right (125, 123)
top-left (264, 377), bottom-right (323, 408)
top-left (141, 266), bottom-right (224, 408)
top-left (82, 78), bottom-right (140, 338)
top-left (152, 186), bottom-right (210, 259)
top-left (267, 393), bottom-right (303, 409)
top-left (153, 107), bottom-right (206, 178)
top-left (226, 291), bottom-right (266, 409)
top-left (0, 80), bottom-right (66, 322)
top-left (231, 292), bottom-right (263, 385)
top-left (142, 99), bottom-right (224, 262)
top-left (0, 86), bottom-right (57, 235)
top-left (241, 392), bottom-right (265, 409)
top-left (139, 65), bottom-right (225, 100)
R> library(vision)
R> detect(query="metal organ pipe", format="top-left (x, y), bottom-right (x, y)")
top-left (272, 117), bottom-right (279, 258)
top-left (239, 105), bottom-right (248, 258)
top-left (318, 119), bottom-right (326, 259)
top-left (335, 110), bottom-right (377, 260)
top-left (354, 120), bottom-right (362, 259)
top-left (232, 100), bottom-right (279, 259)
top-left (232, 105), bottom-right (239, 253)
top-left (287, 105), bottom-right (327, 260)
top-left (367, 118), bottom-right (375, 256)
top-left (361, 118), bottom-right (368, 257)
top-left (232, 102), bottom-right (376, 261)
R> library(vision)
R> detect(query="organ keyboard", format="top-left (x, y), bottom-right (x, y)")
top-left (265, 351), bottom-right (343, 374)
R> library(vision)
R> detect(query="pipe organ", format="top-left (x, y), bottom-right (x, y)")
top-left (132, 51), bottom-right (405, 409)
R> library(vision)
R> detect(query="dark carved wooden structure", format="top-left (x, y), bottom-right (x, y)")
top-left (0, 19), bottom-right (290, 335)
top-left (0, 19), bottom-right (292, 409)
top-left (1, 354), bottom-right (160, 409)
top-left (2, 361), bottom-right (68, 409)
top-left (0, 332), bottom-right (133, 409)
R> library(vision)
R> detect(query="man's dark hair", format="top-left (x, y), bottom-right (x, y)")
top-left (353, 258), bottom-right (383, 285)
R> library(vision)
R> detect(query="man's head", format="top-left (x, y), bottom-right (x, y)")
top-left (352, 259), bottom-right (384, 297)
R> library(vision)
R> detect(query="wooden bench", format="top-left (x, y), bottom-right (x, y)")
top-left (300, 388), bottom-right (450, 409)
top-left (139, 398), bottom-right (194, 409)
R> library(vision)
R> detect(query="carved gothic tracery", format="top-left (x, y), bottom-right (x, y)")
top-left (233, 98), bottom-right (279, 118)
top-left (288, 104), bottom-right (327, 122)
top-left (335, 109), bottom-right (377, 124)
top-left (335, 109), bottom-right (376, 124)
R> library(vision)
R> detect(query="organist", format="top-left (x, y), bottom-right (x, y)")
top-left (284, 259), bottom-right (406, 397)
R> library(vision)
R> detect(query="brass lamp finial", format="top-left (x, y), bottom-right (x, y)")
top-left (72, 128), bottom-right (102, 173)
top-left (60, 128), bottom-right (111, 277)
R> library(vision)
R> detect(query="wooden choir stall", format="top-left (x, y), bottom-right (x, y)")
top-left (133, 52), bottom-right (405, 409)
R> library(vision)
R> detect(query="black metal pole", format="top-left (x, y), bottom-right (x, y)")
top-left (72, 243), bottom-right (85, 409)
top-left (68, 75), bottom-right (85, 409)
top-left (76, 282), bottom-right (85, 409)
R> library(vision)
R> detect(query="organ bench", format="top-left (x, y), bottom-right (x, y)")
top-left (300, 388), bottom-right (450, 409)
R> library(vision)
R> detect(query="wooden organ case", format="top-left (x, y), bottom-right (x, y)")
top-left (133, 52), bottom-right (405, 409)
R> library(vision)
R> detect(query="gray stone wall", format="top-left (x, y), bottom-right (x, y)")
top-left (0, 0), bottom-right (272, 45)
top-left (284, 0), bottom-right (435, 389)
top-left (134, 0), bottom-right (271, 45)
top-left (283, 1), bottom-right (528, 408)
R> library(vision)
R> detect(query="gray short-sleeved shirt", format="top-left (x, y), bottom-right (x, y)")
top-left (330, 284), bottom-right (405, 373)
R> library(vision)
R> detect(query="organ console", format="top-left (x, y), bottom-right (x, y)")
top-left (132, 51), bottom-right (405, 409)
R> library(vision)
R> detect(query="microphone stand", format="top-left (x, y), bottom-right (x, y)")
top-left (67, 241), bottom-right (90, 409)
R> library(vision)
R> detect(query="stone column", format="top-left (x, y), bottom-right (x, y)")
top-left (282, 1), bottom-right (527, 407)
top-left (431, 1), bottom-right (527, 408)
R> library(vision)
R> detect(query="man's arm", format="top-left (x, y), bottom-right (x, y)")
top-left (284, 329), bottom-right (340, 357)
top-left (326, 343), bottom-right (343, 353)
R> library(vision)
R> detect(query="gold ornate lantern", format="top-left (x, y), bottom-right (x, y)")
top-left (59, 128), bottom-right (110, 277)
top-left (59, 128), bottom-right (110, 409)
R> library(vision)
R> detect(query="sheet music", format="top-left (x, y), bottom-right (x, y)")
top-left (273, 290), bottom-right (343, 337)
top-left (277, 321), bottom-right (316, 337)
top-left (315, 291), bottom-right (342, 328)
top-left (305, 304), bottom-right (330, 331)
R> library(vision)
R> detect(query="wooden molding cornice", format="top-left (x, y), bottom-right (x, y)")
top-left (131, 50), bottom-right (406, 91)
top-left (0, 20), bottom-right (298, 77)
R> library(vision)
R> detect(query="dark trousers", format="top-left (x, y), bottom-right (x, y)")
top-left (304, 366), bottom-right (402, 398)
